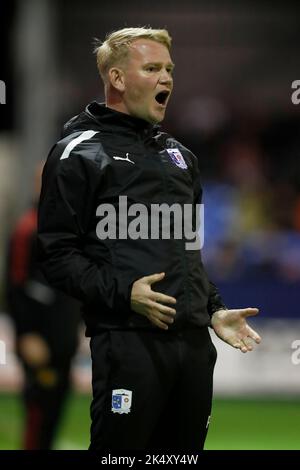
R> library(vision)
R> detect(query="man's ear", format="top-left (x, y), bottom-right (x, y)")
top-left (108, 67), bottom-right (125, 92)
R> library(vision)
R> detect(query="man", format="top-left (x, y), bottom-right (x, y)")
top-left (38, 27), bottom-right (261, 450)
top-left (6, 163), bottom-right (81, 449)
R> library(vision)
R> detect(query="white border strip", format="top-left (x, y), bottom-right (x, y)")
top-left (60, 130), bottom-right (98, 160)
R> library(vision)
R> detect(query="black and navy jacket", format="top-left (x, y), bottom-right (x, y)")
top-left (38, 102), bottom-right (226, 336)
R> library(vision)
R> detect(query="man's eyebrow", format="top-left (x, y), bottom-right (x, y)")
top-left (143, 62), bottom-right (175, 69)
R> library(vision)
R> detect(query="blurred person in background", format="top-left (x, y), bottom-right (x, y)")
top-left (5, 162), bottom-right (81, 450)
top-left (38, 27), bottom-right (261, 451)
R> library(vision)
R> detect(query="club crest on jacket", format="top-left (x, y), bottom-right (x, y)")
top-left (166, 148), bottom-right (187, 169)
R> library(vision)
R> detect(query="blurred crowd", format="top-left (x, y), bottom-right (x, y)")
top-left (169, 108), bottom-right (300, 283)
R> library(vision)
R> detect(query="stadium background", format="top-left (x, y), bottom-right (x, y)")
top-left (0, 0), bottom-right (300, 449)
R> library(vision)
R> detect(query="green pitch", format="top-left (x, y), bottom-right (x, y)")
top-left (0, 393), bottom-right (299, 450)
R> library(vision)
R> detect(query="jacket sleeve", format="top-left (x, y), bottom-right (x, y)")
top-left (37, 142), bottom-right (131, 312)
top-left (207, 281), bottom-right (227, 315)
top-left (191, 150), bottom-right (228, 317)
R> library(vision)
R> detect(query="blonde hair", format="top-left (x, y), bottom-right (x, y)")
top-left (94, 27), bottom-right (172, 83)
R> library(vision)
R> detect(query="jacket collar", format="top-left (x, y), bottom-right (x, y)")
top-left (85, 101), bottom-right (160, 135)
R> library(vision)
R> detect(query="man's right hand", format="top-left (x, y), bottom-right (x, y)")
top-left (130, 272), bottom-right (176, 330)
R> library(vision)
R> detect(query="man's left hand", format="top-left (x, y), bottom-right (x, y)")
top-left (211, 308), bottom-right (261, 353)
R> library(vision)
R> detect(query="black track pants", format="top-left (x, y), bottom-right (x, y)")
top-left (89, 327), bottom-right (217, 451)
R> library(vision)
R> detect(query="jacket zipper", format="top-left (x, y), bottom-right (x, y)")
top-left (153, 144), bottom-right (191, 323)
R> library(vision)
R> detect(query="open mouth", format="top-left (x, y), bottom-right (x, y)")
top-left (155, 90), bottom-right (170, 105)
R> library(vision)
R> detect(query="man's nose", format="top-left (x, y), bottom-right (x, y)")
top-left (159, 69), bottom-right (173, 85)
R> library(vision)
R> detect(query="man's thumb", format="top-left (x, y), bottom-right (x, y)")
top-left (241, 307), bottom-right (259, 317)
top-left (146, 272), bottom-right (165, 285)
